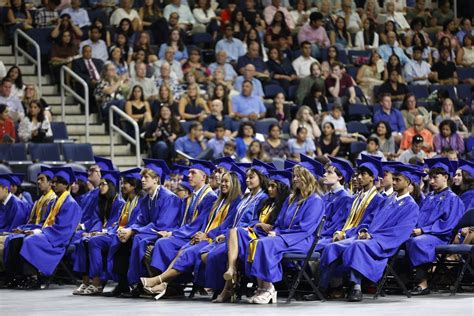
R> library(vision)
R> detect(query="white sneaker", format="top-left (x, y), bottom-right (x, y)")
top-left (80, 284), bottom-right (103, 295)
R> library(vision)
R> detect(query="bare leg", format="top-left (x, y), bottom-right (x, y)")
top-left (201, 252), bottom-right (208, 264)
top-left (142, 249), bottom-right (184, 287)
top-left (91, 276), bottom-right (102, 288)
top-left (82, 275), bottom-right (90, 286)
top-left (223, 228), bottom-right (238, 280)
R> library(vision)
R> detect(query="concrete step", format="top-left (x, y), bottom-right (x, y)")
top-left (0, 46), bottom-right (12, 55)
top-left (50, 104), bottom-right (82, 115)
top-left (23, 74), bottom-right (50, 85)
top-left (1, 55), bottom-right (27, 65)
top-left (72, 134), bottom-right (121, 144)
top-left (43, 95), bottom-right (62, 105)
top-left (53, 114), bottom-right (100, 124)
top-left (19, 65), bottom-right (36, 75)
top-left (42, 85), bottom-right (58, 95)
top-left (92, 144), bottom-right (130, 156)
top-left (67, 124), bottom-right (105, 135)
top-left (111, 156), bottom-right (142, 167)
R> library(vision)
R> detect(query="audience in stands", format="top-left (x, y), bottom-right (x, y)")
top-left (290, 105), bottom-right (321, 140)
top-left (145, 105), bottom-right (182, 160)
top-left (316, 121), bottom-right (340, 157)
top-left (21, 84), bottom-right (52, 122)
top-left (404, 46), bottom-right (432, 85)
top-left (358, 136), bottom-right (386, 160)
top-left (456, 34), bottom-right (474, 67)
top-left (61, 0), bottom-right (90, 28)
top-left (295, 62), bottom-right (324, 105)
top-left (325, 62), bottom-right (356, 106)
top-left (266, 92), bottom-right (291, 127)
top-left (430, 47), bottom-right (458, 84)
top-left (94, 62), bottom-right (129, 119)
top-left (206, 121), bottom-right (230, 160)
top-left (434, 119), bottom-right (465, 155)
top-left (18, 99), bottom-right (53, 143)
top-left (241, 139), bottom-right (269, 163)
top-left (288, 126), bottom-right (316, 159)
top-left (234, 64), bottom-right (264, 98)
top-left (234, 121), bottom-right (256, 158)
top-left (0, 78), bottom-right (24, 122)
top-left (262, 123), bottom-right (288, 159)
top-left (371, 120), bottom-right (396, 159)
top-left (231, 80), bottom-right (266, 121)
top-left (374, 93), bottom-right (405, 142)
top-left (0, 103), bottom-right (16, 144)
top-left (400, 115), bottom-right (434, 154)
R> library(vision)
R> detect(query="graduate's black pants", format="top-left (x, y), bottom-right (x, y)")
top-left (113, 239), bottom-right (133, 287)
top-left (5, 238), bottom-right (37, 279)
top-left (415, 263), bottom-right (431, 282)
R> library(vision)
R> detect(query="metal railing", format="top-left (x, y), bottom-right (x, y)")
top-left (109, 105), bottom-right (141, 167)
top-left (60, 66), bottom-right (90, 142)
top-left (14, 29), bottom-right (42, 90)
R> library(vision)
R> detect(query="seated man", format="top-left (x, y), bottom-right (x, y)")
top-left (4, 167), bottom-right (82, 289)
top-left (236, 41), bottom-right (270, 79)
top-left (231, 80), bottom-right (266, 121)
top-left (292, 41), bottom-right (319, 79)
top-left (325, 62), bottom-right (356, 107)
top-left (234, 64), bottom-right (264, 98)
top-left (215, 25), bottom-right (246, 65)
top-left (403, 46), bottom-right (432, 85)
top-left (175, 121), bottom-right (210, 159)
top-left (378, 31), bottom-right (410, 65)
top-left (398, 135), bottom-right (427, 163)
top-left (378, 69), bottom-right (409, 107)
top-left (79, 26), bottom-right (108, 62)
top-left (373, 93), bottom-right (406, 143)
top-left (129, 62), bottom-right (159, 102)
top-left (429, 47), bottom-right (458, 85)
top-left (400, 115), bottom-right (434, 154)
top-left (318, 164), bottom-right (422, 302)
top-left (297, 12), bottom-right (330, 59)
top-left (61, 0), bottom-right (90, 28)
top-left (405, 158), bottom-right (464, 295)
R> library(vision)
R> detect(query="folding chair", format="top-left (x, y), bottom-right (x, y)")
top-left (50, 122), bottom-right (72, 143)
top-left (62, 143), bottom-right (94, 164)
top-left (29, 143), bottom-right (62, 164)
top-left (430, 208), bottom-right (474, 295)
top-left (347, 121), bottom-right (370, 136)
top-left (283, 216), bottom-right (326, 303)
top-left (264, 84), bottom-right (286, 98)
top-left (373, 248), bottom-right (411, 299)
top-left (255, 118), bottom-right (279, 135)
top-left (348, 104), bottom-right (371, 121)
top-left (408, 85), bottom-right (430, 99)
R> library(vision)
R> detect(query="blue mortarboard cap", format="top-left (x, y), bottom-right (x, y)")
top-left (171, 164), bottom-right (190, 176)
top-left (299, 154), bottom-right (324, 178)
top-left (236, 162), bottom-right (252, 170)
top-left (94, 156), bottom-right (114, 171)
top-left (0, 174), bottom-right (14, 189)
top-left (328, 157), bottom-right (354, 183)
top-left (189, 159), bottom-right (215, 176)
top-left (120, 168), bottom-right (142, 181)
top-left (74, 171), bottom-right (88, 183)
top-left (40, 166), bottom-right (55, 180)
top-left (357, 154), bottom-right (383, 179)
top-left (268, 169), bottom-right (292, 187)
top-left (251, 159), bottom-right (275, 177)
top-left (143, 158), bottom-right (171, 180)
top-left (457, 159), bottom-right (474, 176)
top-left (230, 163), bottom-right (247, 191)
top-left (450, 160), bottom-right (459, 171)
top-left (179, 181), bottom-right (193, 193)
top-left (101, 170), bottom-right (121, 189)
top-left (381, 161), bottom-right (403, 173)
top-left (9, 173), bottom-right (25, 186)
top-left (284, 159), bottom-right (297, 170)
top-left (213, 157), bottom-right (235, 171)
top-left (393, 164), bottom-right (427, 184)
top-left (425, 157), bottom-right (455, 177)
top-left (52, 167), bottom-right (76, 185)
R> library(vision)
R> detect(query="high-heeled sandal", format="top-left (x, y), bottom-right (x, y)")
top-left (247, 288), bottom-right (264, 303)
top-left (252, 288), bottom-right (277, 304)
top-left (142, 276), bottom-right (163, 295)
top-left (153, 282), bottom-right (168, 300)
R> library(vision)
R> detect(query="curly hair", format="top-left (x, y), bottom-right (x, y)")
top-left (289, 165), bottom-right (321, 205)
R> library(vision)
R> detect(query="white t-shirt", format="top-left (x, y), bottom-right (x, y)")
top-left (110, 8), bottom-right (140, 26)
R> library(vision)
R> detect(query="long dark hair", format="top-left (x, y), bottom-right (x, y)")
top-left (374, 120), bottom-right (392, 139)
top-left (245, 28), bottom-right (264, 57)
top-left (335, 17), bottom-right (350, 43)
top-left (271, 11), bottom-right (290, 34)
top-left (458, 169), bottom-right (474, 194)
top-left (27, 100), bottom-right (46, 122)
top-left (6, 66), bottom-right (23, 90)
top-left (363, 19), bottom-right (376, 46)
top-left (213, 83), bottom-right (230, 115)
top-left (11, 0), bottom-right (27, 16)
top-left (98, 179), bottom-right (117, 224)
top-left (411, 32), bottom-right (427, 50)
top-left (387, 54), bottom-right (402, 74)
top-left (154, 105), bottom-right (181, 133)
top-left (118, 18), bottom-right (134, 38)
top-left (167, 29), bottom-right (185, 51)
top-left (247, 167), bottom-right (269, 193)
top-left (410, 182), bottom-right (423, 204)
top-left (257, 180), bottom-right (291, 225)
top-left (129, 85), bottom-right (145, 102)
top-left (237, 121), bottom-right (255, 138)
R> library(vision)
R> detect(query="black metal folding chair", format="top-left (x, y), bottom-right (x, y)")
top-left (430, 208), bottom-right (474, 295)
top-left (373, 248), bottom-right (411, 299)
top-left (282, 216), bottom-right (326, 303)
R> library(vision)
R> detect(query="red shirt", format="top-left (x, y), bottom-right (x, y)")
top-left (0, 118), bottom-right (16, 143)
top-left (325, 73), bottom-right (354, 97)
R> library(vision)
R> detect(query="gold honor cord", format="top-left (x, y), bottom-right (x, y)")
top-left (42, 191), bottom-right (70, 228)
top-left (342, 186), bottom-right (378, 232)
top-left (118, 196), bottom-right (139, 229)
top-left (29, 190), bottom-right (56, 225)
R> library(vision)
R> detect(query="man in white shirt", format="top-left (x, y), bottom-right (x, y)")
top-left (164, 0), bottom-right (195, 30)
top-left (403, 46), bottom-right (431, 85)
top-left (292, 41), bottom-right (318, 78)
top-left (0, 78), bottom-right (24, 122)
top-left (215, 25), bottom-right (246, 64)
top-left (109, 0), bottom-right (141, 30)
top-left (129, 62), bottom-right (159, 101)
top-left (208, 51), bottom-right (238, 82)
top-left (80, 26), bottom-right (108, 62)
top-left (61, 0), bottom-right (90, 28)
top-left (154, 47), bottom-right (184, 81)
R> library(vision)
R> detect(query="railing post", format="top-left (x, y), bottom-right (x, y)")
top-left (13, 29), bottom-right (42, 91)
top-left (110, 106), bottom-right (115, 161)
top-left (14, 31), bottom-right (18, 66)
top-left (134, 117), bottom-right (140, 167)
top-left (109, 105), bottom-right (141, 168)
top-left (60, 67), bottom-right (65, 122)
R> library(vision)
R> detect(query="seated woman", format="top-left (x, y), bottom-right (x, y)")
top-left (371, 121), bottom-right (396, 160)
top-left (72, 171), bottom-right (125, 295)
top-left (110, 31), bottom-right (134, 65)
top-left (405, 33), bottom-right (433, 65)
top-left (265, 11), bottom-right (293, 48)
top-left (354, 18), bottom-right (379, 50)
top-left (92, 18), bottom-right (112, 47)
top-left (158, 29), bottom-right (188, 65)
top-left (115, 18), bottom-right (138, 47)
top-left (125, 85), bottom-right (153, 132)
top-left (6, 0), bottom-right (32, 41)
top-left (243, 162), bottom-right (324, 304)
top-left (109, 46), bottom-right (129, 78)
top-left (235, 122), bottom-right (256, 159)
top-left (401, 93), bottom-right (438, 134)
top-left (383, 54), bottom-right (404, 82)
top-left (434, 98), bottom-right (468, 134)
top-left (356, 52), bottom-right (384, 104)
top-left (262, 123), bottom-right (289, 160)
top-left (178, 83), bottom-right (210, 122)
top-left (456, 34), bottom-right (474, 68)
top-left (302, 83), bottom-right (329, 124)
top-left (317, 122), bottom-right (341, 157)
top-left (51, 13), bottom-right (83, 47)
top-left (453, 161), bottom-right (474, 211)
top-left (144, 105), bottom-right (183, 162)
top-left (330, 17), bottom-right (352, 50)
top-left (321, 46), bottom-right (340, 79)
top-left (0, 104), bottom-right (16, 144)
top-left (140, 169), bottom-right (245, 299)
top-left (290, 106), bottom-right (321, 141)
top-left (5, 66), bottom-right (24, 99)
top-left (133, 31), bottom-right (158, 63)
top-left (266, 47), bottom-right (298, 95)
top-left (216, 170), bottom-right (292, 302)
top-left (210, 83), bottom-right (233, 117)
top-left (433, 119), bottom-right (465, 156)
top-left (49, 30), bottom-right (78, 85)
top-left (378, 69), bottom-right (409, 108)
top-left (266, 92), bottom-right (291, 127)
top-left (18, 100), bottom-right (53, 143)
top-left (182, 48), bottom-right (211, 85)
top-left (288, 126), bottom-right (317, 159)
top-left (241, 140), bottom-right (269, 163)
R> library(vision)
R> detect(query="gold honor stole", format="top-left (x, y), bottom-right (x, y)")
top-left (118, 196), bottom-right (139, 229)
top-left (42, 191), bottom-right (70, 228)
top-left (29, 190), bottom-right (56, 225)
top-left (180, 185), bottom-right (214, 226)
top-left (341, 186), bottom-right (378, 233)
top-left (258, 203), bottom-right (274, 224)
top-left (204, 200), bottom-right (230, 235)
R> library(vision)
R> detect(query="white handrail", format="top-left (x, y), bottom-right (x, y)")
top-left (14, 29), bottom-right (42, 90)
top-left (60, 66), bottom-right (90, 142)
top-left (109, 105), bottom-right (141, 167)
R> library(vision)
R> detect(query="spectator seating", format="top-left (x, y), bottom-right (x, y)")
top-left (457, 67), bottom-right (474, 82)
top-left (0, 143), bottom-right (28, 161)
top-left (347, 121), bottom-right (370, 136)
top-left (26, 28), bottom-right (54, 59)
top-left (430, 85), bottom-right (456, 100)
top-left (255, 118), bottom-right (279, 135)
top-left (29, 143), bottom-right (62, 163)
top-left (51, 122), bottom-right (72, 143)
top-left (0, 164), bottom-right (12, 174)
top-left (350, 141), bottom-right (367, 158)
top-left (62, 143), bottom-right (95, 164)
top-left (348, 104), bottom-right (372, 121)
top-left (408, 85), bottom-right (430, 99)
top-left (264, 84), bottom-right (286, 98)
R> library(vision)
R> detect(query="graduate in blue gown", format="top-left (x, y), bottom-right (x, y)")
top-left (148, 160), bottom-right (218, 275)
top-left (72, 171), bottom-right (125, 295)
top-left (405, 158), bottom-right (465, 295)
top-left (140, 163), bottom-right (245, 299)
top-left (5, 167), bottom-right (82, 289)
top-left (244, 157), bottom-right (325, 304)
top-left (453, 159), bottom-right (474, 210)
top-left (212, 169), bottom-right (292, 302)
top-left (0, 175), bottom-right (30, 234)
top-left (196, 160), bottom-right (270, 294)
top-left (315, 157), bottom-right (354, 252)
top-left (9, 173), bottom-right (33, 209)
top-left (71, 171), bottom-right (90, 206)
top-left (110, 159), bottom-right (182, 296)
top-left (2, 168), bottom-right (56, 274)
top-left (318, 164), bottom-right (423, 302)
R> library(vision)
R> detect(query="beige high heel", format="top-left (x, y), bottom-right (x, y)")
top-left (253, 288), bottom-right (277, 304)
top-left (142, 276), bottom-right (163, 295)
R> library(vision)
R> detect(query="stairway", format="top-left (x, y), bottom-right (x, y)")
top-left (0, 45), bottom-right (140, 170)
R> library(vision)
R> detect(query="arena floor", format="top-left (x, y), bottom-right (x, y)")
top-left (1, 285), bottom-right (473, 315)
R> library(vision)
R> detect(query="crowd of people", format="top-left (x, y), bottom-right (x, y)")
top-left (1, 0), bottom-right (473, 166)
top-left (0, 154), bottom-right (472, 304)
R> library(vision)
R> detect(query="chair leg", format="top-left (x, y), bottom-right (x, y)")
top-left (59, 261), bottom-right (78, 285)
top-left (302, 270), bottom-right (325, 302)
top-left (450, 255), bottom-right (471, 296)
top-left (390, 266), bottom-right (411, 298)
top-left (286, 262), bottom-right (304, 303)
top-left (373, 260), bottom-right (392, 300)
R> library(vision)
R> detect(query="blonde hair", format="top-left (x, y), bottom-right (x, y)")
top-left (213, 172), bottom-right (242, 207)
top-left (289, 165), bottom-right (321, 205)
top-left (159, 83), bottom-right (174, 104)
top-left (22, 84), bottom-right (41, 102)
top-left (295, 105), bottom-right (315, 123)
top-left (140, 168), bottom-right (159, 180)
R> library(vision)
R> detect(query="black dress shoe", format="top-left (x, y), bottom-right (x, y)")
top-left (18, 276), bottom-right (41, 290)
top-left (102, 285), bottom-right (129, 297)
top-left (347, 289), bottom-right (363, 302)
top-left (303, 293), bottom-right (319, 301)
top-left (119, 285), bottom-right (142, 298)
top-left (410, 286), bottom-right (430, 296)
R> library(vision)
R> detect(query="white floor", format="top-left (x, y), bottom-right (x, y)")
top-left (0, 285), bottom-right (473, 316)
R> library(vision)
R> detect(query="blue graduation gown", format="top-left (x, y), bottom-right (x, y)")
top-left (0, 194), bottom-right (30, 233)
top-left (105, 197), bottom-right (143, 281)
top-left (405, 188), bottom-right (465, 267)
top-left (460, 189), bottom-right (474, 210)
top-left (245, 193), bottom-right (325, 283)
top-left (341, 195), bottom-right (419, 283)
top-left (197, 191), bottom-right (269, 289)
top-left (150, 191), bottom-right (218, 272)
top-left (19, 194), bottom-right (82, 276)
top-left (315, 189), bottom-right (353, 252)
top-left (80, 188), bottom-right (100, 230)
top-left (126, 186), bottom-right (182, 284)
top-left (72, 197), bottom-right (125, 274)
top-left (344, 192), bottom-right (386, 239)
